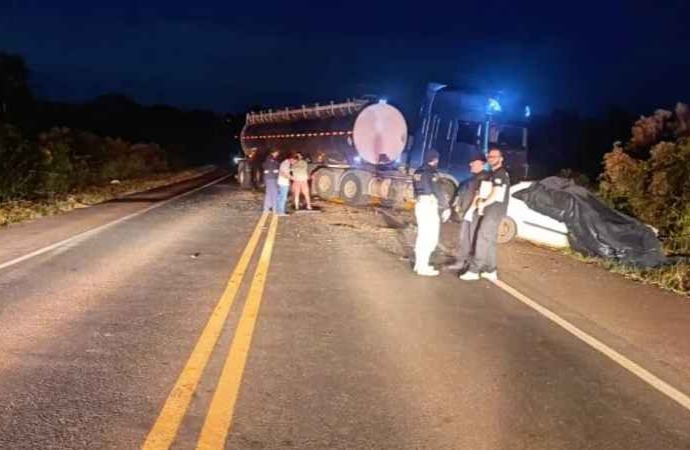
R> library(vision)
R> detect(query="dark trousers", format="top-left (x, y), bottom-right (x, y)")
top-left (263, 178), bottom-right (278, 212)
top-left (469, 210), bottom-right (504, 273)
top-left (456, 217), bottom-right (480, 268)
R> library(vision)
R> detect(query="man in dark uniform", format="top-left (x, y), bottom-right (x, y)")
top-left (262, 149), bottom-right (280, 213)
top-left (460, 148), bottom-right (510, 281)
top-left (412, 149), bottom-right (452, 276)
top-left (444, 152), bottom-right (490, 272)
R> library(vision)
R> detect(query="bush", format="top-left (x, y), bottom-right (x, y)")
top-left (0, 124), bottom-right (39, 201)
top-left (35, 127), bottom-right (75, 197)
top-left (0, 124), bottom-right (170, 202)
top-left (71, 130), bottom-right (107, 187)
top-left (599, 103), bottom-right (690, 254)
top-left (132, 143), bottom-right (168, 173)
top-left (599, 144), bottom-right (645, 215)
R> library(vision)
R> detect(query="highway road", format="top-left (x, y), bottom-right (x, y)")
top-left (1, 176), bottom-right (689, 449)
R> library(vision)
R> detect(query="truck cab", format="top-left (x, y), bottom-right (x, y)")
top-left (407, 83), bottom-right (530, 186)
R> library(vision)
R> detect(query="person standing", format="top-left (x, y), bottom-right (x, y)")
top-left (276, 154), bottom-right (294, 216)
top-left (412, 149), bottom-right (451, 276)
top-left (262, 149), bottom-right (281, 213)
top-left (291, 152), bottom-right (312, 210)
top-left (460, 148), bottom-right (511, 281)
top-left (444, 153), bottom-right (489, 272)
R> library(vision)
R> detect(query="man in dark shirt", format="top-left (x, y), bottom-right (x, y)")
top-left (445, 153), bottom-right (489, 272)
top-left (262, 149), bottom-right (280, 213)
top-left (460, 148), bottom-right (511, 281)
top-left (412, 149), bottom-right (451, 276)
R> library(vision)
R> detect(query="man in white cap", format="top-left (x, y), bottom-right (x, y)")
top-left (445, 152), bottom-right (489, 273)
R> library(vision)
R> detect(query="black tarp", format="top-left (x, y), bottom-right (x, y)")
top-left (512, 177), bottom-right (667, 268)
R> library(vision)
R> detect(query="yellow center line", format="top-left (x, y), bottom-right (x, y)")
top-left (142, 212), bottom-right (269, 450)
top-left (196, 213), bottom-right (280, 450)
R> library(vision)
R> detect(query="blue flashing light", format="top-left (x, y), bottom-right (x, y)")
top-left (525, 106), bottom-right (531, 118)
top-left (378, 98), bottom-right (387, 104)
top-left (488, 98), bottom-right (502, 113)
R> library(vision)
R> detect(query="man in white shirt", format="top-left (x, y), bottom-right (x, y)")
top-left (276, 154), bottom-right (294, 216)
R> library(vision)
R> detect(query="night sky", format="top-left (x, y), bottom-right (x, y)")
top-left (2, 1), bottom-right (688, 118)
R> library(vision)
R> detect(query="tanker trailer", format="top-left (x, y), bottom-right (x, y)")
top-left (237, 98), bottom-right (415, 206)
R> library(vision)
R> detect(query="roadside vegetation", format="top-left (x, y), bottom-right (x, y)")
top-left (0, 50), bottom-right (235, 227)
top-left (563, 103), bottom-right (690, 295)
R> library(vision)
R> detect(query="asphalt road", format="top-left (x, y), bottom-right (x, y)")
top-left (1, 179), bottom-right (689, 449)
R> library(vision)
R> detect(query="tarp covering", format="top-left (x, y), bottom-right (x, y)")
top-left (512, 177), bottom-right (667, 267)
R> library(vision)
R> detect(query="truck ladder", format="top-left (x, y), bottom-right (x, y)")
top-left (246, 99), bottom-right (369, 125)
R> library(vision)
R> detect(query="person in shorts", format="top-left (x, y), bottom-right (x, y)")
top-left (291, 152), bottom-right (312, 210)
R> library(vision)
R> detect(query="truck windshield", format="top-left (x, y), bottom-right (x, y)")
top-left (456, 121), bottom-right (482, 145)
top-left (490, 125), bottom-right (526, 150)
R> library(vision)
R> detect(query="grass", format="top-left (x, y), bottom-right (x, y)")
top-left (0, 166), bottom-right (216, 227)
top-left (561, 247), bottom-right (690, 296)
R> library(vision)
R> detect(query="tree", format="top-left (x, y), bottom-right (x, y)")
top-left (0, 124), bottom-right (39, 201)
top-left (599, 102), bottom-right (690, 254)
top-left (0, 51), bottom-right (33, 120)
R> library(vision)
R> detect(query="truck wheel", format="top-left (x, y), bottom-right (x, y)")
top-left (237, 161), bottom-right (253, 189)
top-left (438, 178), bottom-right (457, 218)
top-left (382, 180), bottom-right (406, 208)
top-left (312, 169), bottom-right (338, 199)
top-left (497, 216), bottom-right (517, 244)
top-left (339, 171), bottom-right (369, 205)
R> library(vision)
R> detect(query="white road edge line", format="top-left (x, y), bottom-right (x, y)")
top-left (0, 174), bottom-right (232, 272)
top-left (493, 279), bottom-right (690, 412)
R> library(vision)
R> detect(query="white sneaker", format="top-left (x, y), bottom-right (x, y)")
top-left (481, 271), bottom-right (498, 282)
top-left (416, 266), bottom-right (439, 277)
top-left (459, 271), bottom-right (480, 281)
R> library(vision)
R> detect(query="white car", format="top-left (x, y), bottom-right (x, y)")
top-left (498, 181), bottom-right (570, 248)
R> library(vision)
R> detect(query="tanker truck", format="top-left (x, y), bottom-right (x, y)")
top-left (235, 83), bottom-right (530, 209)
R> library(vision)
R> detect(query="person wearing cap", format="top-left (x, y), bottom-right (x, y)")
top-left (460, 147), bottom-right (511, 281)
top-left (262, 149), bottom-right (281, 213)
top-left (445, 152), bottom-right (490, 272)
top-left (411, 149), bottom-right (451, 276)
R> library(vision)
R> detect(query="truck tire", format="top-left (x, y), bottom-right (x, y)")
top-left (497, 216), bottom-right (517, 244)
top-left (439, 178), bottom-right (457, 216)
top-left (382, 180), bottom-right (407, 208)
top-left (339, 171), bottom-right (370, 205)
top-left (312, 168), bottom-right (339, 199)
top-left (237, 161), bottom-right (253, 189)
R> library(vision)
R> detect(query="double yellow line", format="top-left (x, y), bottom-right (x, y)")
top-left (142, 212), bottom-right (279, 449)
